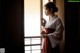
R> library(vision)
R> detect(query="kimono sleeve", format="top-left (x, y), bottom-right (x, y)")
top-left (47, 18), bottom-right (64, 40)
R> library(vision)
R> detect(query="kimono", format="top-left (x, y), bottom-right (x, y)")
top-left (41, 16), bottom-right (64, 53)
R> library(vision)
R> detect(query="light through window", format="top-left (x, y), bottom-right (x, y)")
top-left (24, 0), bottom-right (49, 53)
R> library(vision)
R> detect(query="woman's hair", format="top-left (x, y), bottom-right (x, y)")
top-left (44, 2), bottom-right (58, 13)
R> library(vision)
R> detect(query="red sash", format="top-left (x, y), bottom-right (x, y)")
top-left (42, 37), bottom-right (52, 53)
top-left (41, 28), bottom-right (55, 53)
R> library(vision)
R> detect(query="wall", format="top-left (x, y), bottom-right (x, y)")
top-left (66, 3), bottom-right (80, 53)
top-left (55, 0), bottom-right (65, 53)
top-left (56, 0), bottom-right (64, 23)
top-left (1, 0), bottom-right (24, 53)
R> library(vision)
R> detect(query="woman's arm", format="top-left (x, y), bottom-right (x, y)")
top-left (43, 18), bottom-right (64, 40)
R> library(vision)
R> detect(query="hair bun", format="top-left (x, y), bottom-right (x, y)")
top-left (53, 6), bottom-right (58, 12)
top-left (45, 2), bottom-right (58, 13)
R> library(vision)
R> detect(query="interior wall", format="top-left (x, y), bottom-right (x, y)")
top-left (55, 0), bottom-right (65, 53)
top-left (56, 0), bottom-right (64, 23)
top-left (66, 3), bottom-right (80, 53)
top-left (1, 0), bottom-right (24, 53)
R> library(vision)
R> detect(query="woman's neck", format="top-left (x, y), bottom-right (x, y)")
top-left (49, 13), bottom-right (55, 18)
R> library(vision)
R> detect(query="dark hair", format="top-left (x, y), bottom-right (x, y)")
top-left (44, 2), bottom-right (58, 13)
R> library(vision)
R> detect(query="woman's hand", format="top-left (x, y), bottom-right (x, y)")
top-left (41, 30), bottom-right (47, 38)
top-left (41, 26), bottom-right (48, 38)
top-left (41, 34), bottom-right (47, 38)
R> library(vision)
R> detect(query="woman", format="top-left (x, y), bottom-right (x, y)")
top-left (41, 2), bottom-right (64, 53)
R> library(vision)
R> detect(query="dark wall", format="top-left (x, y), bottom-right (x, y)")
top-left (1, 0), bottom-right (24, 53)
top-left (65, 2), bottom-right (80, 53)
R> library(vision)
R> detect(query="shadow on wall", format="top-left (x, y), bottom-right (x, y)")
top-left (1, 0), bottom-right (24, 53)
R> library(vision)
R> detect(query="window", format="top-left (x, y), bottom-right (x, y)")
top-left (24, 0), bottom-right (52, 53)
top-left (24, 37), bottom-right (41, 53)
top-left (24, 0), bottom-right (40, 37)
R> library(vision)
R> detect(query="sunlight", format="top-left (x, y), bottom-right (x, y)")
top-left (24, 0), bottom-right (40, 37)
top-left (24, 0), bottom-right (49, 53)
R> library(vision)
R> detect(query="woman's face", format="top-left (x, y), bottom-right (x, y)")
top-left (44, 7), bottom-right (51, 16)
